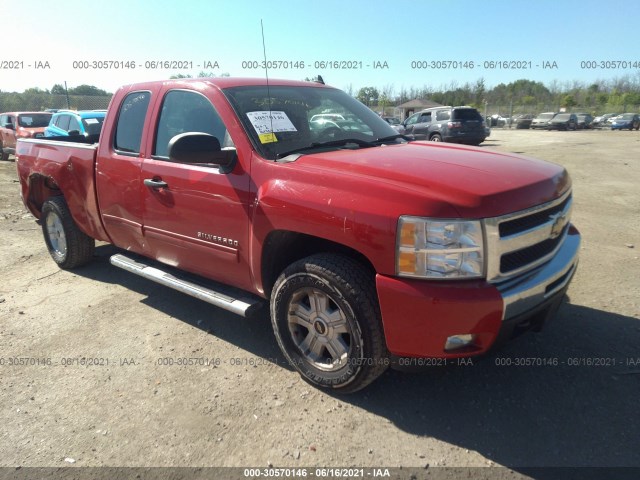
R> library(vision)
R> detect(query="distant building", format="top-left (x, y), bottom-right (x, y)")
top-left (398, 99), bottom-right (442, 120)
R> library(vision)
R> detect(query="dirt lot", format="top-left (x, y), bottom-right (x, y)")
top-left (0, 129), bottom-right (639, 477)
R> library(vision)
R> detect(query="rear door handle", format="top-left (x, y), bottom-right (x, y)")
top-left (144, 178), bottom-right (168, 189)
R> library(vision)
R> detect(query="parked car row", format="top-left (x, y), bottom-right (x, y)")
top-left (503, 111), bottom-right (639, 131)
top-left (0, 109), bottom-right (106, 159)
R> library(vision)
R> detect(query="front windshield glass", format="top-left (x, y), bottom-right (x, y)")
top-left (537, 113), bottom-right (555, 120)
top-left (554, 114), bottom-right (570, 120)
top-left (223, 85), bottom-right (399, 160)
top-left (619, 113), bottom-right (634, 120)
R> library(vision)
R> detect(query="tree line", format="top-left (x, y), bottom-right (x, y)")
top-left (349, 75), bottom-right (640, 112)
top-left (3, 74), bottom-right (640, 113)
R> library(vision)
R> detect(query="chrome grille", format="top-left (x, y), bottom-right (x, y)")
top-left (485, 190), bottom-right (573, 283)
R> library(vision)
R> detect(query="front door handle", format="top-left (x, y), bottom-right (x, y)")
top-left (144, 178), bottom-right (168, 189)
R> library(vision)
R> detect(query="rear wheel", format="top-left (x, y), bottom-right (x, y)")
top-left (430, 133), bottom-right (442, 142)
top-left (0, 142), bottom-right (9, 161)
top-left (41, 196), bottom-right (95, 269)
top-left (270, 254), bottom-right (388, 393)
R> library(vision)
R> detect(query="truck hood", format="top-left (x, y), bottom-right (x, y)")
top-left (295, 141), bottom-right (570, 218)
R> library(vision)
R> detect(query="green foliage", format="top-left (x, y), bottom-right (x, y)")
top-left (356, 87), bottom-right (379, 106)
top-left (68, 84), bottom-right (109, 96)
top-left (51, 84), bottom-right (66, 95)
top-left (561, 95), bottom-right (577, 108)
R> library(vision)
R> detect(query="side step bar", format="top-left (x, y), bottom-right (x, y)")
top-left (110, 254), bottom-right (264, 318)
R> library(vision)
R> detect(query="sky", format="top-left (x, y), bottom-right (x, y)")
top-left (1, 0), bottom-right (639, 95)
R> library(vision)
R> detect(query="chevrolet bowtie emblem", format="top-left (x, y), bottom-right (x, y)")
top-left (549, 212), bottom-right (568, 239)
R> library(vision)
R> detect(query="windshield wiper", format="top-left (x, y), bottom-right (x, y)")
top-left (276, 138), bottom-right (375, 159)
top-left (373, 134), bottom-right (413, 144)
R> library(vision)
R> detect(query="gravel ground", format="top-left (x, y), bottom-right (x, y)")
top-left (0, 128), bottom-right (638, 478)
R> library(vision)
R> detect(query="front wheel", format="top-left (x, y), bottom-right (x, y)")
top-left (41, 196), bottom-right (95, 269)
top-left (270, 254), bottom-right (388, 393)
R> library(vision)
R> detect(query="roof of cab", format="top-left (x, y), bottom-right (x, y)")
top-left (115, 77), bottom-right (332, 94)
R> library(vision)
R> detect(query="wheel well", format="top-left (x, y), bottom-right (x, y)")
top-left (261, 231), bottom-right (375, 297)
top-left (26, 174), bottom-right (61, 218)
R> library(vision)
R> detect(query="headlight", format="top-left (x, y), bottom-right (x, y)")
top-left (396, 217), bottom-right (485, 279)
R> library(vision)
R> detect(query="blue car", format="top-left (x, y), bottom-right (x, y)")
top-left (45, 110), bottom-right (106, 138)
top-left (610, 113), bottom-right (640, 131)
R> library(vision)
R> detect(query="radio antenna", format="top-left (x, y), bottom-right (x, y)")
top-left (260, 19), bottom-right (274, 140)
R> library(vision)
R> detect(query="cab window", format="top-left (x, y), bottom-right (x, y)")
top-left (57, 115), bottom-right (71, 131)
top-left (68, 117), bottom-right (81, 133)
top-left (404, 113), bottom-right (420, 126)
top-left (114, 91), bottom-right (151, 154)
top-left (153, 90), bottom-right (233, 158)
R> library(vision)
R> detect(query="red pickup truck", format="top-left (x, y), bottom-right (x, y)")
top-left (16, 77), bottom-right (580, 392)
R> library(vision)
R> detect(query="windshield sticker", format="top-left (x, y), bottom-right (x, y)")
top-left (84, 118), bottom-right (99, 124)
top-left (247, 111), bottom-right (297, 138)
top-left (258, 132), bottom-right (278, 144)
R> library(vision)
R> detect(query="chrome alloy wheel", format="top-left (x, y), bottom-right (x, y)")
top-left (45, 211), bottom-right (67, 257)
top-left (287, 288), bottom-right (352, 371)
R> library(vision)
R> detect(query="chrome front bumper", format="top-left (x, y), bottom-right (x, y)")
top-left (496, 226), bottom-right (581, 321)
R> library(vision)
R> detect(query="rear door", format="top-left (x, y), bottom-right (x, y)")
top-left (139, 87), bottom-right (253, 290)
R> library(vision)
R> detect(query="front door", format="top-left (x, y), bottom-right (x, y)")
top-left (140, 88), bottom-right (253, 291)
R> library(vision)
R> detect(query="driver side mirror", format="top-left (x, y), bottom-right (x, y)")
top-left (5, 123), bottom-right (14, 130)
top-left (168, 132), bottom-right (236, 174)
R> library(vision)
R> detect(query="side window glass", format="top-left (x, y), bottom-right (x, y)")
top-left (57, 115), bottom-right (71, 131)
top-left (419, 112), bottom-right (431, 123)
top-left (154, 90), bottom-right (233, 158)
top-left (436, 110), bottom-right (450, 121)
top-left (68, 117), bottom-right (81, 132)
top-left (115, 91), bottom-right (151, 154)
top-left (405, 114), bottom-right (419, 126)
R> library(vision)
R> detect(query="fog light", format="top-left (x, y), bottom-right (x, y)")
top-left (444, 334), bottom-right (477, 351)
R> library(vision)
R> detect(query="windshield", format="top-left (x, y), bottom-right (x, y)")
top-left (554, 114), bottom-right (570, 120)
top-left (537, 113), bottom-right (555, 120)
top-left (619, 114), bottom-right (635, 120)
top-left (18, 113), bottom-right (52, 128)
top-left (81, 116), bottom-right (105, 136)
top-left (223, 85), bottom-right (398, 160)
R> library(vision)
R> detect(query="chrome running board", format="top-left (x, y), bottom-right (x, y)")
top-left (110, 254), bottom-right (263, 318)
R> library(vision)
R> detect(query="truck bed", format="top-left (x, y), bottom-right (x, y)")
top-left (16, 138), bottom-right (109, 242)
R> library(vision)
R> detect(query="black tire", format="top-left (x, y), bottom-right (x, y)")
top-left (41, 196), bottom-right (95, 269)
top-left (0, 143), bottom-right (9, 161)
top-left (270, 254), bottom-right (388, 393)
top-left (429, 133), bottom-right (442, 142)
